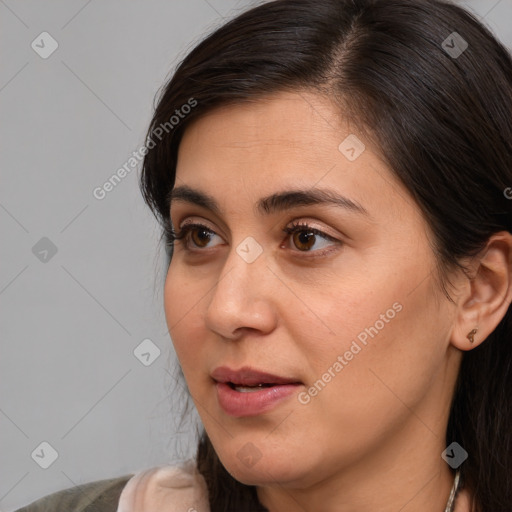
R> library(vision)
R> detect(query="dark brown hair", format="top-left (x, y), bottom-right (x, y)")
top-left (140, 1), bottom-right (512, 510)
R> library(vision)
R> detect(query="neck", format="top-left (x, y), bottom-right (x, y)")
top-left (256, 416), bottom-right (459, 512)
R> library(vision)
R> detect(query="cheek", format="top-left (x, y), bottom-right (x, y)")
top-left (315, 239), bottom-right (446, 376)
top-left (297, 262), bottom-right (449, 413)
top-left (309, 282), bottom-right (449, 431)
top-left (163, 265), bottom-right (207, 372)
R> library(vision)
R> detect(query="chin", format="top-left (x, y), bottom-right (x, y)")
top-left (218, 445), bottom-right (310, 488)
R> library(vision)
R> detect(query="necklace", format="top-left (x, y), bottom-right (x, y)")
top-left (444, 469), bottom-right (461, 512)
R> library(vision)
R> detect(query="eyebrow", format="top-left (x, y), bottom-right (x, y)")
top-left (169, 185), bottom-right (370, 218)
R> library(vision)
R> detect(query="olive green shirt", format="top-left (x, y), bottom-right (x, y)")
top-left (14, 474), bottom-right (134, 512)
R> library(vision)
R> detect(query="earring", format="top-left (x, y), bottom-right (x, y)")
top-left (467, 328), bottom-right (478, 343)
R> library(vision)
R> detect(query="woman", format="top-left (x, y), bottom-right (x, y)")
top-left (17, 0), bottom-right (512, 511)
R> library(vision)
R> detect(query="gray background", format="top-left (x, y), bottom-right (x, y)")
top-left (1, 1), bottom-right (511, 510)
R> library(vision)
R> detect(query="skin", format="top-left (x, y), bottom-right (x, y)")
top-left (163, 90), bottom-right (512, 512)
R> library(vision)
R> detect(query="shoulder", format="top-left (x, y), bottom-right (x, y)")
top-left (14, 474), bottom-right (134, 512)
top-left (117, 459), bottom-right (210, 512)
top-left (14, 460), bottom-right (210, 512)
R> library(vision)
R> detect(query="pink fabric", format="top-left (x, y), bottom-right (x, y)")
top-left (116, 459), bottom-right (210, 512)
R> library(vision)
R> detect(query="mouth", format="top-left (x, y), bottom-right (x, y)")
top-left (211, 365), bottom-right (302, 387)
top-left (211, 366), bottom-right (303, 417)
top-left (226, 382), bottom-right (277, 392)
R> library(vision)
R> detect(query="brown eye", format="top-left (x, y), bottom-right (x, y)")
top-left (190, 226), bottom-right (213, 248)
top-left (283, 222), bottom-right (340, 255)
top-left (174, 223), bottom-right (223, 250)
top-left (292, 230), bottom-right (316, 251)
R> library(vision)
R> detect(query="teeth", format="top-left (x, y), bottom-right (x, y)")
top-left (232, 384), bottom-right (273, 392)
top-left (234, 386), bottom-right (263, 393)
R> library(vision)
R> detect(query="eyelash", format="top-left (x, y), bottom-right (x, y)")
top-left (165, 220), bottom-right (340, 257)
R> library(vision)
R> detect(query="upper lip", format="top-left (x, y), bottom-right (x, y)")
top-left (211, 366), bottom-right (301, 386)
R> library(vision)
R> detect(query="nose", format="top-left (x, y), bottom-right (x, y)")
top-left (204, 246), bottom-right (278, 341)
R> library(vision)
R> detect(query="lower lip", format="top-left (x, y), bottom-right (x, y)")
top-left (215, 382), bottom-right (301, 417)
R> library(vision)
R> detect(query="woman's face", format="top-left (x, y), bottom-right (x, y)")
top-left (164, 90), bottom-right (460, 490)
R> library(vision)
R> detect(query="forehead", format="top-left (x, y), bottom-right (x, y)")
top-left (174, 90), bottom-right (415, 224)
top-left (178, 91), bottom-right (343, 169)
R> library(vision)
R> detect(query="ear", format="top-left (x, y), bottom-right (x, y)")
top-left (450, 231), bottom-right (512, 351)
